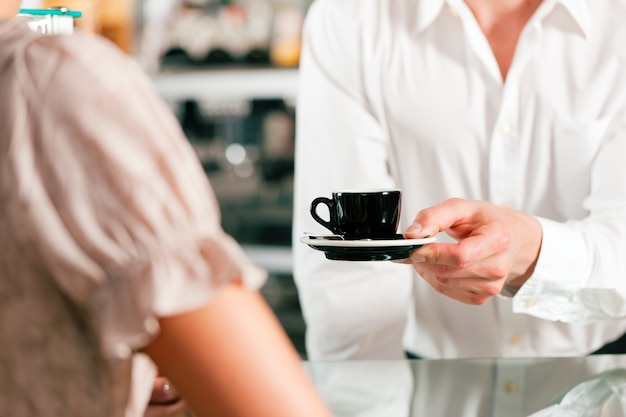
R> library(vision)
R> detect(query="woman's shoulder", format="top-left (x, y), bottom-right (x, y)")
top-left (19, 31), bottom-right (148, 105)
top-left (29, 31), bottom-right (134, 77)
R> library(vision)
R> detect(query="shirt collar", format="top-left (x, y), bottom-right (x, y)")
top-left (552, 0), bottom-right (590, 38)
top-left (414, 0), bottom-right (447, 34)
top-left (413, 0), bottom-right (590, 38)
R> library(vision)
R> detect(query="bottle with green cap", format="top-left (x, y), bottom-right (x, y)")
top-left (18, 7), bottom-right (82, 34)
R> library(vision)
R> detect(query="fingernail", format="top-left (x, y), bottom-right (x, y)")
top-left (406, 223), bottom-right (422, 233)
top-left (404, 223), bottom-right (425, 237)
top-left (163, 381), bottom-right (178, 399)
top-left (391, 259), bottom-right (411, 264)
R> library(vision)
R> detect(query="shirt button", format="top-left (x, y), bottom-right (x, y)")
top-left (524, 299), bottom-right (537, 309)
top-left (498, 123), bottom-right (512, 136)
top-left (509, 333), bottom-right (522, 345)
top-left (448, 6), bottom-right (459, 17)
top-left (504, 381), bottom-right (518, 394)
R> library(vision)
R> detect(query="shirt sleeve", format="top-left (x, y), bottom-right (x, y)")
top-left (513, 104), bottom-right (626, 323)
top-left (10, 33), bottom-right (266, 359)
top-left (292, 0), bottom-right (413, 360)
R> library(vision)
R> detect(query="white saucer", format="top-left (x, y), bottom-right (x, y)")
top-left (300, 234), bottom-right (436, 261)
top-left (300, 235), bottom-right (436, 247)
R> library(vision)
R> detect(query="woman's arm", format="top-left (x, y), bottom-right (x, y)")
top-left (142, 282), bottom-right (332, 417)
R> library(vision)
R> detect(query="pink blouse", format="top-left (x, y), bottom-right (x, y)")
top-left (0, 18), bottom-right (266, 416)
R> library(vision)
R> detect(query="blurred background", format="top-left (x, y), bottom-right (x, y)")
top-left (21, 0), bottom-right (310, 357)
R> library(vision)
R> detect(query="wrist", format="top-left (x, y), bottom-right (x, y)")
top-left (502, 214), bottom-right (543, 297)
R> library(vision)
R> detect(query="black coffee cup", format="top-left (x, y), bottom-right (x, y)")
top-left (310, 190), bottom-right (401, 240)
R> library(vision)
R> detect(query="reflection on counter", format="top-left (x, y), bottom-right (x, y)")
top-left (306, 355), bottom-right (626, 417)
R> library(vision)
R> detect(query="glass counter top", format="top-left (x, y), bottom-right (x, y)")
top-left (303, 354), bottom-right (626, 417)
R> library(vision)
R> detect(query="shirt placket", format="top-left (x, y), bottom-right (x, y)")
top-left (496, 295), bottom-right (531, 356)
top-left (449, 0), bottom-right (532, 207)
top-left (491, 23), bottom-right (543, 356)
top-left (489, 20), bottom-right (541, 207)
top-left (452, 7), bottom-right (544, 351)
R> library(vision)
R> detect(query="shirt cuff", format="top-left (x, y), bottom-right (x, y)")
top-left (511, 217), bottom-right (590, 320)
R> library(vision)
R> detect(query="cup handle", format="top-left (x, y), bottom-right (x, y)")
top-left (310, 197), bottom-right (338, 235)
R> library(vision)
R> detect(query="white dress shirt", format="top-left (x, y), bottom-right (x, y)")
top-left (293, 0), bottom-right (626, 360)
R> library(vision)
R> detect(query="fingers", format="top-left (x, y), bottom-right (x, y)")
top-left (407, 223), bottom-right (510, 300)
top-left (150, 376), bottom-right (181, 405)
top-left (146, 376), bottom-right (187, 417)
top-left (413, 264), bottom-right (502, 304)
top-left (404, 198), bottom-right (477, 238)
top-left (409, 221), bottom-right (510, 273)
top-left (402, 198), bottom-right (541, 305)
top-left (403, 200), bottom-right (511, 303)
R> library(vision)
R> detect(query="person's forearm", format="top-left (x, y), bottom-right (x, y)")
top-left (142, 282), bottom-right (332, 417)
